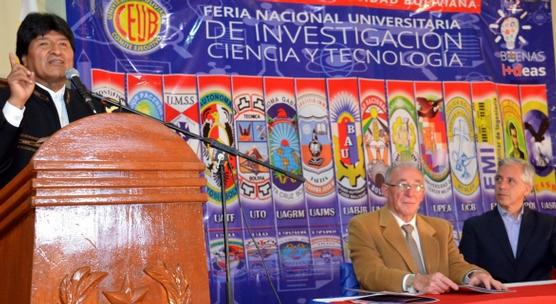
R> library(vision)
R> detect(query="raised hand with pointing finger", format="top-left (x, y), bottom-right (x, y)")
top-left (6, 53), bottom-right (35, 109)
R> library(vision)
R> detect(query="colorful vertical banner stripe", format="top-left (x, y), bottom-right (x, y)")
top-left (414, 81), bottom-right (457, 226)
top-left (198, 75), bottom-right (238, 209)
top-left (327, 78), bottom-right (368, 261)
top-left (471, 82), bottom-right (502, 211)
top-left (162, 74), bottom-right (201, 156)
top-left (443, 81), bottom-right (483, 228)
top-left (231, 75), bottom-right (278, 292)
top-left (264, 77), bottom-right (314, 290)
top-left (358, 78), bottom-right (389, 211)
top-left (520, 84), bottom-right (556, 214)
top-left (295, 78), bottom-right (338, 226)
top-left (296, 78), bottom-right (342, 281)
top-left (198, 75), bottom-right (246, 302)
top-left (498, 83), bottom-right (537, 209)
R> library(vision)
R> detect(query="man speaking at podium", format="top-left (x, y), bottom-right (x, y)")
top-left (0, 12), bottom-right (104, 188)
top-left (348, 161), bottom-right (504, 294)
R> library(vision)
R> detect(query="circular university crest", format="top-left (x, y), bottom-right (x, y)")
top-left (104, 0), bottom-right (167, 54)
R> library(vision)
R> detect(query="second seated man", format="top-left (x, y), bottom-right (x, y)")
top-left (459, 158), bottom-right (556, 283)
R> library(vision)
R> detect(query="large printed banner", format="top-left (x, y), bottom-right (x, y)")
top-left (67, 0), bottom-right (556, 303)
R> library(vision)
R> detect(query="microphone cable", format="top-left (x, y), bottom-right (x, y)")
top-left (226, 160), bottom-right (283, 304)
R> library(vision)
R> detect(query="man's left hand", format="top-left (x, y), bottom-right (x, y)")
top-left (468, 271), bottom-right (506, 290)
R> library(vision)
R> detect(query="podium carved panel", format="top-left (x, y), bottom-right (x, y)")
top-left (57, 263), bottom-right (192, 304)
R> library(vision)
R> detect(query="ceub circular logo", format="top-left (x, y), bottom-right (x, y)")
top-left (104, 0), bottom-right (167, 54)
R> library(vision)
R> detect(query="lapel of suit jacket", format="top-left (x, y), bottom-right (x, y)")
top-left (488, 209), bottom-right (516, 263)
top-left (33, 85), bottom-right (62, 129)
top-left (516, 207), bottom-right (534, 259)
top-left (379, 208), bottom-right (421, 274)
top-left (416, 215), bottom-right (439, 274)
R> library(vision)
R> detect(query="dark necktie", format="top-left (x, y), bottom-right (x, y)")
top-left (402, 224), bottom-right (426, 274)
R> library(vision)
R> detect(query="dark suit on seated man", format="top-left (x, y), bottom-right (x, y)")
top-left (459, 158), bottom-right (556, 283)
top-left (349, 161), bottom-right (504, 294)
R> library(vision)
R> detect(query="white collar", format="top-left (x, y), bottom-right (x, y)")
top-left (36, 83), bottom-right (66, 101)
top-left (389, 209), bottom-right (417, 228)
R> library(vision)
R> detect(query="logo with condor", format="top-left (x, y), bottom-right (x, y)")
top-left (104, 0), bottom-right (167, 54)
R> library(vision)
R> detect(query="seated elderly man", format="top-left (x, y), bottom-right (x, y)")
top-left (459, 158), bottom-right (556, 282)
top-left (348, 161), bottom-right (504, 294)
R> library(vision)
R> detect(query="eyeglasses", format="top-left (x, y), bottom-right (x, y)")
top-left (385, 182), bottom-right (425, 192)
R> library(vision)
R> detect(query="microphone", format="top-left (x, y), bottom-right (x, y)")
top-left (65, 68), bottom-right (97, 114)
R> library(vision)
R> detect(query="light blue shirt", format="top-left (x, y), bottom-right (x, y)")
top-left (497, 205), bottom-right (523, 258)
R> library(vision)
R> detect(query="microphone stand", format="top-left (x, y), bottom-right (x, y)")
top-left (91, 92), bottom-right (304, 304)
top-left (214, 150), bottom-right (233, 303)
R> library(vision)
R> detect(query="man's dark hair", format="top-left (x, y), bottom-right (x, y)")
top-left (16, 12), bottom-right (75, 62)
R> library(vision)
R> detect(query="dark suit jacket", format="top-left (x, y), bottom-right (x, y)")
top-left (459, 207), bottom-right (556, 283)
top-left (348, 207), bottom-right (481, 292)
top-left (0, 82), bottom-right (104, 188)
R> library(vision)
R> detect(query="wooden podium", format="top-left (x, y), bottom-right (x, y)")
top-left (0, 113), bottom-right (210, 303)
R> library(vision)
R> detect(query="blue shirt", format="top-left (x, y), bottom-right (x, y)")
top-left (497, 205), bottom-right (524, 258)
